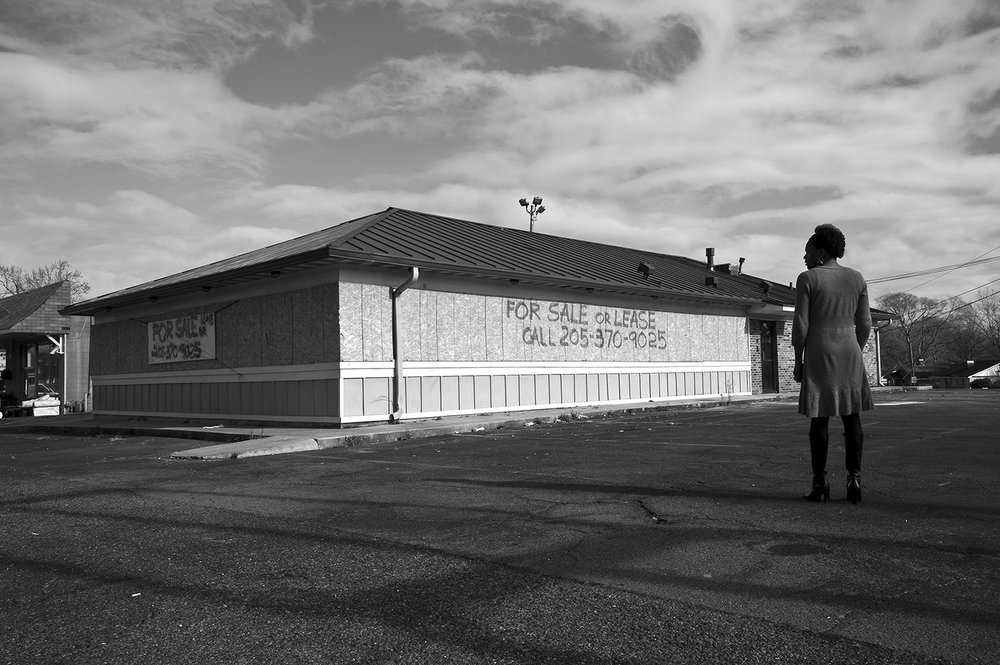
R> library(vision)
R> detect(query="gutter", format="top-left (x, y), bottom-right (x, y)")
top-left (390, 267), bottom-right (419, 422)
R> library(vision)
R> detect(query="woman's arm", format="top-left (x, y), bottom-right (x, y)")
top-left (855, 278), bottom-right (872, 348)
top-left (792, 271), bottom-right (810, 382)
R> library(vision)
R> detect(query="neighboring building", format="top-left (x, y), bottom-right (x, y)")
top-left (888, 361), bottom-right (951, 387)
top-left (931, 360), bottom-right (1000, 389)
top-left (62, 208), bottom-right (890, 425)
top-left (0, 281), bottom-right (91, 417)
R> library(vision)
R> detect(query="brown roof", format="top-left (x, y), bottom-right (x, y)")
top-left (64, 207), bottom-right (793, 315)
top-left (0, 282), bottom-right (71, 333)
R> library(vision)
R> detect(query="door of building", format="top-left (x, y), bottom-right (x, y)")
top-left (760, 322), bottom-right (779, 393)
top-left (22, 340), bottom-right (63, 400)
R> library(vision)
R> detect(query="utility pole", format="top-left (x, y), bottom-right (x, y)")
top-left (518, 196), bottom-right (545, 232)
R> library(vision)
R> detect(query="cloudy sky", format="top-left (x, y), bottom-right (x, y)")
top-left (2, 0), bottom-right (999, 304)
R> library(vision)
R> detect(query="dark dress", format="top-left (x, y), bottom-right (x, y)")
top-left (792, 264), bottom-right (873, 418)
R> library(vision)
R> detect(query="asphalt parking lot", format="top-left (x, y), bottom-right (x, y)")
top-left (1, 390), bottom-right (998, 664)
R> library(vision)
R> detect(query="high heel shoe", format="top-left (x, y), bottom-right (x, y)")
top-left (803, 481), bottom-right (830, 503)
top-left (846, 475), bottom-right (862, 504)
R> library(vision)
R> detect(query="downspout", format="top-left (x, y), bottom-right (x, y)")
top-left (390, 267), bottom-right (419, 422)
top-left (62, 333), bottom-right (68, 412)
top-left (873, 321), bottom-right (890, 387)
top-left (875, 325), bottom-right (882, 386)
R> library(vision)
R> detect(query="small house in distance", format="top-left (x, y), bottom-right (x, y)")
top-left (0, 281), bottom-right (91, 417)
top-left (931, 359), bottom-right (1000, 389)
top-left (62, 208), bottom-right (889, 425)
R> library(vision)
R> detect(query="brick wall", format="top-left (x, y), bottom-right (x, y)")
top-left (748, 319), bottom-right (797, 395)
top-left (773, 320), bottom-right (795, 394)
top-left (748, 319), bottom-right (764, 395)
top-left (863, 336), bottom-right (879, 387)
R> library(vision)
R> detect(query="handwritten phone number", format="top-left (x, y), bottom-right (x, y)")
top-left (150, 342), bottom-right (204, 361)
top-left (523, 326), bottom-right (668, 350)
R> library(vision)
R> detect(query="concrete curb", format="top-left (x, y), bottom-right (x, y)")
top-left (170, 411), bottom-right (577, 459)
top-left (172, 436), bottom-right (324, 459)
top-left (167, 387), bottom-right (930, 460)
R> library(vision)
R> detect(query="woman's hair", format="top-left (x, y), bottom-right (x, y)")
top-left (808, 223), bottom-right (846, 259)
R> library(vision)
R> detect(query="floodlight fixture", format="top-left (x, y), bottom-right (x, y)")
top-left (518, 195), bottom-right (546, 232)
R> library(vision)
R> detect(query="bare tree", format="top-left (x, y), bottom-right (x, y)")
top-left (939, 302), bottom-right (990, 363)
top-left (876, 327), bottom-right (912, 379)
top-left (0, 260), bottom-right (91, 302)
top-left (876, 292), bottom-right (955, 381)
top-left (971, 290), bottom-right (1000, 357)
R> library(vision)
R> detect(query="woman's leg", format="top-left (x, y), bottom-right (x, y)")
top-left (804, 417), bottom-right (831, 501)
top-left (809, 417), bottom-right (830, 482)
top-left (841, 413), bottom-right (863, 476)
top-left (841, 413), bottom-right (863, 503)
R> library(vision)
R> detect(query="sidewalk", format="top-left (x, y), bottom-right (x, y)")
top-left (0, 387), bottom-right (922, 459)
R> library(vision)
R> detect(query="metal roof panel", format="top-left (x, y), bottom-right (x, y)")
top-left (65, 207), bottom-right (784, 314)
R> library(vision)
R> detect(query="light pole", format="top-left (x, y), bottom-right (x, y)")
top-left (518, 196), bottom-right (545, 232)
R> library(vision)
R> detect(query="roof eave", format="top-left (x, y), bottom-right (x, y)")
top-left (61, 247), bottom-right (337, 315)
top-left (748, 303), bottom-right (796, 320)
top-left (62, 243), bottom-right (764, 316)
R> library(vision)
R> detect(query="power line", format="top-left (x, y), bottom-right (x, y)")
top-left (943, 276), bottom-right (1000, 312)
top-left (907, 239), bottom-right (1000, 292)
top-left (867, 254), bottom-right (1000, 285)
top-left (870, 241), bottom-right (1000, 323)
top-left (882, 275), bottom-right (1000, 324)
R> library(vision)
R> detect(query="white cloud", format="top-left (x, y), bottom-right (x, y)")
top-left (353, 1), bottom-right (1000, 289)
top-left (218, 0), bottom-right (1000, 300)
top-left (0, 53), bottom-right (287, 177)
top-left (381, 0), bottom-right (737, 49)
top-left (0, 0), bottom-right (319, 68)
top-left (0, 190), bottom-right (289, 298)
top-left (1, 0), bottom-right (998, 305)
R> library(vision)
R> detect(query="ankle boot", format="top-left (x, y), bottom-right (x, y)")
top-left (804, 475), bottom-right (830, 503)
top-left (846, 473), bottom-right (862, 504)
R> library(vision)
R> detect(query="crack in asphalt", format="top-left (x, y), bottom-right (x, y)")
top-left (636, 498), bottom-right (671, 525)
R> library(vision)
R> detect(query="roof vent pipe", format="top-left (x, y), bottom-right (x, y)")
top-left (706, 248), bottom-right (715, 270)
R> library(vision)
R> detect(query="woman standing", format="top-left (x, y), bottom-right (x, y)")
top-left (792, 224), bottom-right (873, 503)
